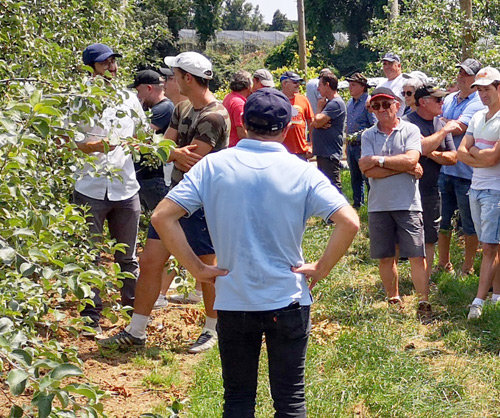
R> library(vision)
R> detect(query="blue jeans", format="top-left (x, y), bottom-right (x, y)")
top-left (346, 143), bottom-right (368, 207)
top-left (469, 188), bottom-right (500, 244)
top-left (437, 173), bottom-right (476, 235)
top-left (217, 303), bottom-right (311, 417)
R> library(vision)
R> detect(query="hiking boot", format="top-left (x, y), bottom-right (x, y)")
top-left (97, 329), bottom-right (146, 348)
top-left (417, 301), bottom-right (433, 324)
top-left (188, 329), bottom-right (217, 354)
top-left (467, 304), bottom-right (483, 320)
top-left (153, 294), bottom-right (168, 310)
top-left (80, 322), bottom-right (102, 338)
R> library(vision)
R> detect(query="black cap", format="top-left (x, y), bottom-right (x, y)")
top-left (456, 58), bottom-right (482, 76)
top-left (159, 67), bottom-right (175, 77)
top-left (244, 88), bottom-right (292, 132)
top-left (82, 43), bottom-right (122, 66)
top-left (370, 87), bottom-right (400, 102)
top-left (280, 71), bottom-right (304, 83)
top-left (127, 70), bottom-right (162, 88)
top-left (414, 84), bottom-right (448, 104)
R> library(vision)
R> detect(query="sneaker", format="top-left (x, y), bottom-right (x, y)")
top-left (153, 294), bottom-right (168, 310)
top-left (188, 329), bottom-right (217, 354)
top-left (97, 329), bottom-right (146, 348)
top-left (80, 322), bottom-right (102, 338)
top-left (169, 290), bottom-right (203, 304)
top-left (467, 304), bottom-right (483, 320)
top-left (417, 301), bottom-right (433, 324)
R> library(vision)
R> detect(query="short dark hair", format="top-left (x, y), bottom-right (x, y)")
top-left (320, 73), bottom-right (338, 91)
top-left (178, 67), bottom-right (210, 87)
top-left (230, 70), bottom-right (252, 92)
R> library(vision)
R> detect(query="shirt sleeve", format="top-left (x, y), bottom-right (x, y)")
top-left (305, 167), bottom-right (349, 222)
top-left (169, 104), bottom-right (181, 131)
top-left (195, 112), bottom-right (226, 148)
top-left (458, 99), bottom-right (485, 127)
top-left (465, 111), bottom-right (481, 136)
top-left (434, 117), bottom-right (456, 151)
top-left (165, 161), bottom-right (204, 216)
top-left (230, 100), bottom-right (245, 128)
top-left (322, 100), bottom-right (344, 123)
top-left (361, 129), bottom-right (375, 157)
top-left (151, 101), bottom-right (174, 132)
top-left (404, 123), bottom-right (422, 153)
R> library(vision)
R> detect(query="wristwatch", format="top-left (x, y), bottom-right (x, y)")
top-left (378, 156), bottom-right (385, 167)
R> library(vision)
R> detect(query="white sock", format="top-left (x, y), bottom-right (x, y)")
top-left (472, 298), bottom-right (485, 306)
top-left (125, 313), bottom-right (149, 339)
top-left (204, 316), bottom-right (217, 332)
top-left (491, 294), bottom-right (500, 303)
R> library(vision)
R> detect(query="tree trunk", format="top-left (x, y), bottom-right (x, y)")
top-left (297, 0), bottom-right (307, 73)
top-left (388, 0), bottom-right (399, 23)
top-left (460, 0), bottom-right (473, 59)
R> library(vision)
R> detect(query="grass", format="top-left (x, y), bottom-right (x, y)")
top-left (182, 170), bottom-right (500, 417)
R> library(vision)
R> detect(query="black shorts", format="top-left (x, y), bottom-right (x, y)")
top-left (422, 193), bottom-right (441, 244)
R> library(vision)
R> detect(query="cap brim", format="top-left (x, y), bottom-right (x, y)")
top-left (159, 68), bottom-right (174, 77)
top-left (95, 52), bottom-right (122, 63)
top-left (456, 64), bottom-right (474, 75)
top-left (127, 82), bottom-right (137, 89)
top-left (164, 56), bottom-right (177, 67)
top-left (430, 90), bottom-right (449, 97)
top-left (471, 79), bottom-right (497, 87)
top-left (370, 93), bottom-right (397, 101)
top-left (381, 58), bottom-right (397, 63)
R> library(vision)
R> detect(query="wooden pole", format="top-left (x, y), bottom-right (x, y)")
top-left (297, 0), bottom-right (307, 73)
top-left (388, 0), bottom-right (399, 23)
top-left (460, 0), bottom-right (473, 59)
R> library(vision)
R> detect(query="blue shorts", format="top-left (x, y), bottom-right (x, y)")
top-left (147, 207), bottom-right (214, 256)
top-left (469, 188), bottom-right (500, 244)
top-left (437, 173), bottom-right (476, 235)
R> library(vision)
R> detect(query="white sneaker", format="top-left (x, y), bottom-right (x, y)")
top-left (467, 304), bottom-right (483, 320)
top-left (169, 290), bottom-right (202, 304)
top-left (188, 328), bottom-right (217, 354)
top-left (152, 294), bottom-right (168, 310)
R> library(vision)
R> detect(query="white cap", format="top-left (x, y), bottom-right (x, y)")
top-left (164, 52), bottom-right (213, 80)
top-left (471, 66), bottom-right (500, 87)
top-left (402, 71), bottom-right (428, 82)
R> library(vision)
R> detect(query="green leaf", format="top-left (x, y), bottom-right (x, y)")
top-left (9, 405), bottom-right (23, 418)
top-left (33, 103), bottom-right (63, 117)
top-left (7, 369), bottom-right (29, 396)
top-left (65, 384), bottom-right (97, 401)
top-left (9, 103), bottom-right (32, 114)
top-left (0, 247), bottom-right (16, 264)
top-left (29, 89), bottom-right (42, 106)
top-left (0, 318), bottom-right (14, 335)
top-left (50, 363), bottom-right (83, 380)
top-left (11, 228), bottom-right (36, 237)
top-left (10, 349), bottom-right (32, 366)
top-left (32, 392), bottom-right (54, 418)
top-left (20, 262), bottom-right (36, 276)
top-left (56, 390), bottom-right (70, 408)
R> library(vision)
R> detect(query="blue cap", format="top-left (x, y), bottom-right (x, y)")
top-left (82, 43), bottom-right (122, 65)
top-left (381, 52), bottom-right (401, 63)
top-left (280, 71), bottom-right (304, 83)
top-left (244, 88), bottom-right (292, 132)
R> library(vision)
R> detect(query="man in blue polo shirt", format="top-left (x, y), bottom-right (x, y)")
top-left (437, 58), bottom-right (485, 275)
top-left (151, 88), bottom-right (359, 416)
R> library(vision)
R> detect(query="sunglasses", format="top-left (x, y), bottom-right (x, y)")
top-left (402, 90), bottom-right (414, 96)
top-left (422, 95), bottom-right (444, 104)
top-left (371, 101), bottom-right (394, 111)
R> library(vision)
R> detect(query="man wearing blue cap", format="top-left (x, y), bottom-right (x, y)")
top-left (73, 43), bottom-right (146, 335)
top-left (151, 88), bottom-right (359, 416)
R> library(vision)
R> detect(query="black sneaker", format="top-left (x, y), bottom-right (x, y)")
top-left (188, 329), bottom-right (217, 354)
top-left (97, 329), bottom-right (146, 348)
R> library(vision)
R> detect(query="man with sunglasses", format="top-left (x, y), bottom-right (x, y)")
top-left (376, 52), bottom-right (405, 117)
top-left (404, 85), bottom-right (458, 281)
top-left (359, 87), bottom-right (432, 323)
top-left (437, 59), bottom-right (485, 275)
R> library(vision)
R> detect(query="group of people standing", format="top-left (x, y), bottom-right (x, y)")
top-left (71, 42), bottom-right (499, 416)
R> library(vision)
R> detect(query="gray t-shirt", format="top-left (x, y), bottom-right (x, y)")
top-left (361, 120), bottom-right (422, 212)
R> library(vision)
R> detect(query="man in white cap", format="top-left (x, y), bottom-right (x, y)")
top-left (377, 52), bottom-right (405, 117)
top-left (99, 52), bottom-right (230, 353)
top-left (457, 67), bottom-right (500, 319)
top-left (252, 69), bottom-right (274, 92)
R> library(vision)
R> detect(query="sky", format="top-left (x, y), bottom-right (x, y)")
top-left (246, 0), bottom-right (298, 24)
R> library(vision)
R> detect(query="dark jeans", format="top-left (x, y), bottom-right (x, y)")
top-left (346, 143), bottom-right (368, 208)
top-left (73, 191), bottom-right (141, 323)
top-left (217, 303), bottom-right (311, 418)
top-left (316, 156), bottom-right (342, 193)
top-left (138, 176), bottom-right (168, 212)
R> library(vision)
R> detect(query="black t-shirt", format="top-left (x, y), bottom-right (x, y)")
top-left (403, 111), bottom-right (455, 195)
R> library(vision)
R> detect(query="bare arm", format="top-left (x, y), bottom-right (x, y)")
top-left (440, 117), bottom-right (467, 136)
top-left (76, 140), bottom-right (115, 154)
top-left (151, 199), bottom-right (228, 283)
top-left (363, 166), bottom-right (400, 178)
top-left (359, 150), bottom-right (420, 174)
top-left (457, 134), bottom-right (479, 166)
top-left (311, 113), bottom-right (331, 129)
top-left (468, 141), bottom-right (500, 167)
top-left (428, 150), bottom-right (457, 166)
top-left (291, 205), bottom-right (359, 289)
top-left (421, 120), bottom-right (458, 156)
top-left (236, 125), bottom-right (247, 140)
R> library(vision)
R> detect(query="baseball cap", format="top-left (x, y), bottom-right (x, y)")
top-left (471, 66), bottom-right (500, 87)
top-left (159, 67), bottom-right (175, 78)
top-left (280, 71), bottom-right (304, 83)
top-left (402, 71), bottom-right (428, 82)
top-left (163, 52), bottom-right (213, 79)
top-left (370, 87), bottom-right (399, 101)
top-left (127, 70), bottom-right (162, 88)
top-left (456, 58), bottom-right (482, 76)
top-left (243, 88), bottom-right (292, 132)
top-left (82, 43), bottom-right (122, 66)
top-left (381, 52), bottom-right (401, 63)
top-left (253, 69), bottom-right (274, 87)
top-left (346, 72), bottom-right (368, 85)
top-left (414, 84), bottom-right (448, 104)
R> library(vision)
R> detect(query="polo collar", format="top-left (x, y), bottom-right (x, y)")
top-left (236, 139), bottom-right (287, 152)
top-left (376, 119), bottom-right (403, 134)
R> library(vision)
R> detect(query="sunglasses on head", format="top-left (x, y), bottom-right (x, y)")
top-left (371, 101), bottom-right (394, 110)
top-left (402, 90), bottom-right (414, 96)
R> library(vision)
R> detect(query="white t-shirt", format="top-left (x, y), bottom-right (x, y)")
top-left (467, 109), bottom-right (500, 191)
top-left (377, 74), bottom-right (405, 117)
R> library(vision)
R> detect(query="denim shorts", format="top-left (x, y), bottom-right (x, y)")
top-left (437, 173), bottom-right (476, 235)
top-left (147, 207), bottom-right (214, 256)
top-left (469, 188), bottom-right (500, 244)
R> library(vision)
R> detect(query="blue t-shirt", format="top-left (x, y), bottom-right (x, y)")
top-left (441, 91), bottom-right (485, 180)
top-left (167, 139), bottom-right (348, 311)
top-left (312, 96), bottom-right (346, 159)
